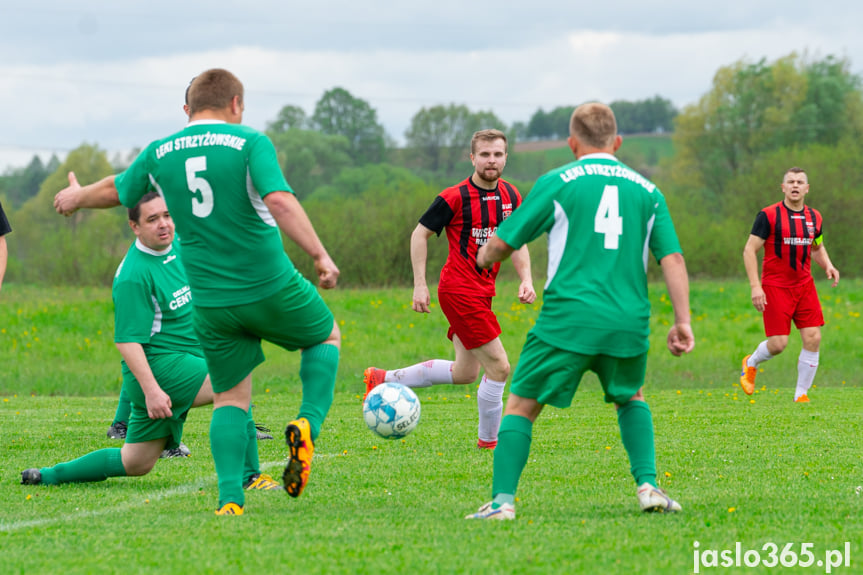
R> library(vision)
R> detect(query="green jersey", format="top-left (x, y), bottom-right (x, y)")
top-left (495, 153), bottom-right (681, 357)
top-left (115, 120), bottom-right (296, 307)
top-left (112, 239), bottom-right (201, 357)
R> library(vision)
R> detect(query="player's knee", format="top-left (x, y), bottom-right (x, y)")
top-left (324, 322), bottom-right (341, 349)
top-left (486, 360), bottom-right (510, 382)
top-left (453, 371), bottom-right (479, 385)
top-left (768, 336), bottom-right (788, 355)
top-left (124, 458), bottom-right (157, 476)
top-left (802, 330), bottom-right (821, 350)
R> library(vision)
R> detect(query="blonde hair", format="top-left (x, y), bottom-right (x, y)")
top-left (569, 103), bottom-right (617, 149)
top-left (470, 129), bottom-right (507, 155)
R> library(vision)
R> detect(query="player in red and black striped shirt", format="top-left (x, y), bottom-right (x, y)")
top-left (364, 129), bottom-right (536, 449)
top-left (0, 200), bottom-right (11, 293)
top-left (739, 167), bottom-right (840, 402)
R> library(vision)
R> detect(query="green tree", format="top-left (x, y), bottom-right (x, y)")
top-left (12, 144), bottom-right (128, 285)
top-left (267, 105), bottom-right (309, 133)
top-left (671, 53), bottom-right (863, 199)
top-left (285, 164), bottom-right (443, 286)
top-left (0, 154), bottom-right (61, 208)
top-left (404, 104), bottom-right (507, 175)
top-left (611, 96), bottom-right (677, 134)
top-left (526, 106), bottom-right (572, 140)
top-left (267, 128), bottom-right (354, 199)
top-left (312, 87), bottom-right (387, 164)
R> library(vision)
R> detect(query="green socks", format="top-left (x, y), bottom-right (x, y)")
top-left (112, 380), bottom-right (132, 426)
top-left (298, 343), bottom-right (339, 441)
top-left (617, 400), bottom-right (657, 487)
top-left (491, 414), bottom-right (533, 500)
top-left (40, 448), bottom-right (127, 485)
top-left (210, 405), bottom-right (250, 507)
top-left (486, 400), bottom-right (657, 506)
top-left (243, 406), bottom-right (261, 485)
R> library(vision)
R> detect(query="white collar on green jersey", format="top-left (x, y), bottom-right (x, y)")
top-left (186, 120), bottom-right (227, 127)
top-left (135, 238), bottom-right (173, 257)
top-left (579, 153), bottom-right (617, 161)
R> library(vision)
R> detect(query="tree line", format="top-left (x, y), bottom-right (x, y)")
top-left (2, 52), bottom-right (860, 287)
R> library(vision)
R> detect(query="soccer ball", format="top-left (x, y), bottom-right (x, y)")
top-left (363, 382), bottom-right (421, 439)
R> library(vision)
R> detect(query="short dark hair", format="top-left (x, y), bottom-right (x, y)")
top-left (187, 69), bottom-right (243, 116)
top-left (128, 191), bottom-right (163, 223)
top-left (184, 76), bottom-right (196, 105)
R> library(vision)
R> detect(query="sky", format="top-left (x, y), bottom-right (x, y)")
top-left (2, 1), bottom-right (862, 172)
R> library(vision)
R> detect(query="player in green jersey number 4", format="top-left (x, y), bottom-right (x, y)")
top-left (53, 69), bottom-right (340, 516)
top-left (466, 102), bottom-right (694, 520)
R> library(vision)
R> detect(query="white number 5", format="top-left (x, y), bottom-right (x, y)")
top-left (185, 156), bottom-right (214, 218)
top-left (594, 185), bottom-right (622, 249)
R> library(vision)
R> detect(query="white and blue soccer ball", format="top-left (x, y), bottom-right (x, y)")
top-left (363, 382), bottom-right (421, 439)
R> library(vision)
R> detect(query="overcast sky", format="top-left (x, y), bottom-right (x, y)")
top-left (2, 1), bottom-right (862, 172)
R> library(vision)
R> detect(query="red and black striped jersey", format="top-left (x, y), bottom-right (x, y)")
top-left (0, 201), bottom-right (11, 237)
top-left (419, 177), bottom-right (521, 297)
top-left (751, 201), bottom-right (823, 288)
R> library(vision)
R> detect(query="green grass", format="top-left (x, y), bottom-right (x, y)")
top-left (2, 280), bottom-right (862, 573)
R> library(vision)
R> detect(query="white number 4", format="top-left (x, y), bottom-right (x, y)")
top-left (185, 156), bottom-right (214, 218)
top-left (594, 185), bottom-right (622, 249)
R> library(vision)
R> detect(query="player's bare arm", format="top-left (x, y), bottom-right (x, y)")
top-left (811, 243), bottom-right (840, 287)
top-left (410, 224), bottom-right (435, 313)
top-left (54, 172), bottom-right (121, 216)
top-left (263, 191), bottom-right (339, 289)
top-left (510, 245), bottom-right (536, 304)
top-left (115, 342), bottom-right (173, 419)
top-left (742, 234), bottom-right (767, 312)
top-left (476, 235), bottom-right (515, 269)
top-left (660, 252), bottom-right (694, 356)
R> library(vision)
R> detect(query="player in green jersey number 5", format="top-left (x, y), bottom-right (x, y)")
top-left (466, 102), bottom-right (694, 520)
top-left (54, 69), bottom-right (340, 516)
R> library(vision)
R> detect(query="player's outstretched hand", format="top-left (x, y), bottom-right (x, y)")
top-left (667, 323), bottom-right (694, 357)
top-left (54, 171), bottom-right (82, 216)
top-left (145, 387), bottom-right (173, 420)
top-left (412, 284), bottom-right (431, 313)
top-left (517, 280), bottom-right (536, 304)
top-left (315, 255), bottom-right (340, 289)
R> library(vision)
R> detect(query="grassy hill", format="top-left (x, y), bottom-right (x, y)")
top-left (505, 134), bottom-right (674, 184)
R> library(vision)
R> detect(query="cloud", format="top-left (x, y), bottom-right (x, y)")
top-left (1, 1), bottom-right (862, 172)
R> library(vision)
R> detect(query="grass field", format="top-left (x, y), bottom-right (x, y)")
top-left (2, 280), bottom-right (862, 574)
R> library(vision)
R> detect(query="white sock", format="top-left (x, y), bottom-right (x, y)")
top-left (386, 359), bottom-right (453, 388)
top-left (749, 340), bottom-right (775, 367)
top-left (795, 349), bottom-right (819, 399)
top-left (477, 375), bottom-right (506, 443)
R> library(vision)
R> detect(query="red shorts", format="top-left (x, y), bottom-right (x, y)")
top-left (437, 291), bottom-right (501, 350)
top-left (762, 280), bottom-right (824, 337)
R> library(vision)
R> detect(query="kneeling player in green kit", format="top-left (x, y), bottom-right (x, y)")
top-left (466, 103), bottom-right (694, 520)
top-left (21, 192), bottom-right (278, 492)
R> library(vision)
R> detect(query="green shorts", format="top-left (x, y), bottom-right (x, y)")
top-left (123, 351), bottom-right (208, 448)
top-left (510, 332), bottom-right (647, 407)
top-left (193, 272), bottom-right (334, 393)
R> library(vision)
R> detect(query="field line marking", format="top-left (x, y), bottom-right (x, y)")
top-left (1, 456), bottom-right (336, 534)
